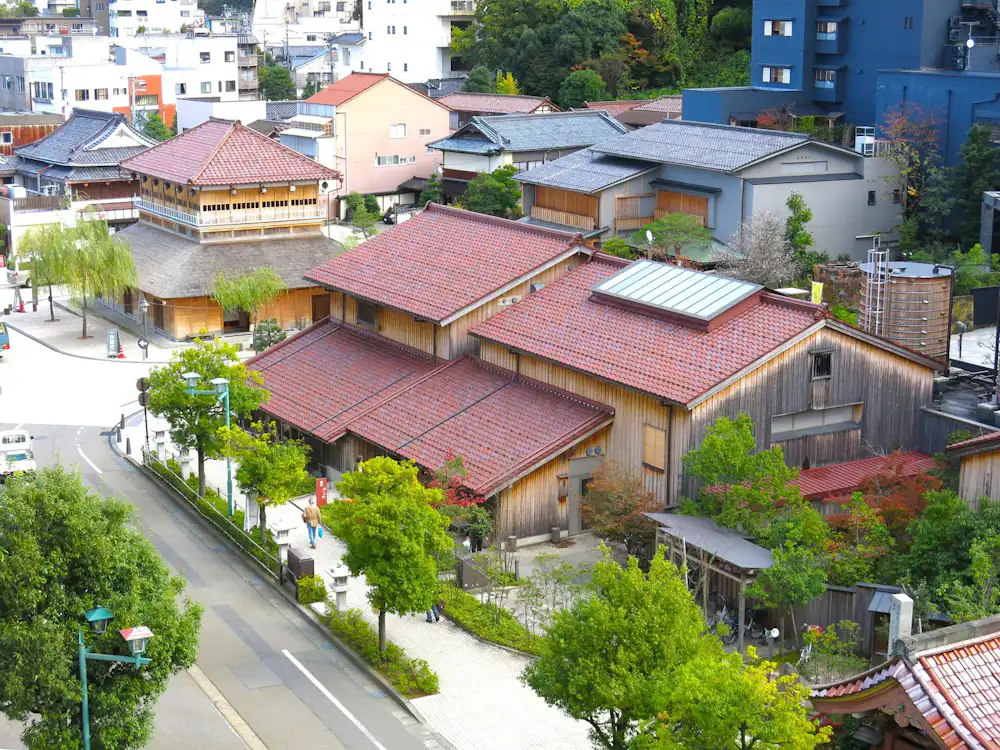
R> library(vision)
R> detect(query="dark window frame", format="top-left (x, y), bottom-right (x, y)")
top-left (356, 299), bottom-right (377, 326)
top-left (811, 350), bottom-right (833, 380)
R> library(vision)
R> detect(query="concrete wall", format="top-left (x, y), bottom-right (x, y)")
top-left (175, 97), bottom-right (266, 131)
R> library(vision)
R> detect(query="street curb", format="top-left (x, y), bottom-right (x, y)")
top-left (106, 418), bottom-right (448, 745)
top-left (187, 665), bottom-right (268, 750)
top-left (4, 318), bottom-right (172, 364)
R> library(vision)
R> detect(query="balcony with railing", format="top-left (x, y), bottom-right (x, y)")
top-left (530, 205), bottom-right (595, 231)
top-left (441, 0), bottom-right (474, 14)
top-left (238, 54), bottom-right (258, 66)
top-left (135, 197), bottom-right (326, 227)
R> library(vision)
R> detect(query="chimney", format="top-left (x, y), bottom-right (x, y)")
top-left (889, 593), bottom-right (914, 655)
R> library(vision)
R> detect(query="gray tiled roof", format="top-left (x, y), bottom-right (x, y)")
top-left (0, 154), bottom-right (21, 174)
top-left (591, 120), bottom-right (811, 172)
top-left (120, 221), bottom-right (344, 299)
top-left (425, 136), bottom-right (495, 154)
top-left (430, 111), bottom-right (628, 155)
top-left (265, 101), bottom-right (299, 122)
top-left (515, 147), bottom-right (657, 193)
top-left (14, 109), bottom-right (155, 167)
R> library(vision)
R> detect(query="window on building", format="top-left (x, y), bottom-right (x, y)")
top-left (642, 424), bottom-right (666, 471)
top-left (868, 190), bottom-right (876, 206)
top-left (75, 88), bottom-right (90, 101)
top-left (903, 16), bottom-right (914, 30)
top-left (180, 9), bottom-right (189, 15)
top-left (95, 88), bottom-right (108, 100)
top-left (225, 80), bottom-right (236, 92)
top-left (71, 23), bottom-right (83, 31)
top-left (344, 48), bottom-right (350, 64)
top-left (419, 127), bottom-right (431, 135)
top-left (375, 154), bottom-right (416, 166)
top-left (136, 94), bottom-right (158, 106)
top-left (389, 123), bottom-right (406, 138)
top-left (387, 62), bottom-right (391, 71)
top-left (336, 1), bottom-right (345, 9)
top-left (771, 403), bottom-right (863, 441)
top-left (403, 25), bottom-right (407, 34)
top-left (814, 68), bottom-right (836, 88)
top-left (117, 9), bottom-right (131, 16)
top-left (0, 132), bottom-right (12, 145)
top-left (97, 1), bottom-right (103, 8)
top-left (761, 66), bottom-right (791, 84)
top-left (367, 31), bottom-right (371, 40)
top-left (318, 1), bottom-right (330, 10)
top-left (356, 300), bottom-right (377, 326)
top-left (306, 34), bottom-right (316, 41)
top-left (136, 9), bottom-right (147, 16)
top-left (225, 50), bottom-right (235, 62)
top-left (811, 351), bottom-right (832, 380)
top-left (200, 51), bottom-right (211, 63)
top-left (386, 25), bottom-right (390, 33)
top-left (815, 21), bottom-right (837, 40)
top-left (175, 82), bottom-right (186, 94)
top-left (403, 63), bottom-right (407, 71)
top-left (1, 76), bottom-right (10, 91)
top-left (360, 60), bottom-right (364, 68)
top-left (367, 0), bottom-right (370, 7)
top-left (200, 81), bottom-right (211, 93)
top-left (763, 20), bottom-right (792, 36)
top-left (15, 76), bottom-right (24, 92)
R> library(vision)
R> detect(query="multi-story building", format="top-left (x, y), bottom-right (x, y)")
top-left (684, 0), bottom-right (1000, 166)
top-left (0, 111), bottom-right (63, 155)
top-left (0, 16), bottom-right (100, 36)
top-left (109, 0), bottom-right (205, 38)
top-left (251, 0), bottom-right (357, 57)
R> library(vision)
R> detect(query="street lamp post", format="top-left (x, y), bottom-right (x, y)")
top-left (181, 372), bottom-right (233, 517)
top-left (139, 297), bottom-right (149, 361)
top-left (78, 607), bottom-right (154, 750)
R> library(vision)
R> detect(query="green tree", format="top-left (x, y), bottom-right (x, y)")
top-left (747, 545), bottom-right (827, 648)
top-left (557, 69), bottom-right (608, 109)
top-left (324, 457), bottom-right (452, 652)
top-left (494, 70), bottom-right (520, 95)
top-left (168, 112), bottom-right (177, 136)
top-left (147, 339), bottom-right (267, 496)
top-left (211, 267), bottom-right (287, 353)
top-left (463, 65), bottom-right (496, 93)
top-left (18, 223), bottom-right (69, 322)
top-left (363, 194), bottom-right (380, 214)
top-left (300, 80), bottom-right (317, 99)
top-left (67, 215), bottom-right (138, 339)
top-left (709, 6), bottom-right (752, 48)
top-left (251, 318), bottom-right (286, 352)
top-left (580, 459), bottom-right (656, 563)
top-left (219, 421), bottom-right (311, 543)
top-left (954, 124), bottom-right (1000, 248)
top-left (522, 547), bottom-right (726, 750)
top-left (633, 213), bottom-right (711, 261)
top-left (462, 164), bottom-right (522, 218)
top-left (259, 65), bottom-right (296, 100)
top-left (141, 113), bottom-right (171, 142)
top-left (601, 236), bottom-right (636, 260)
top-left (418, 172), bottom-right (442, 206)
top-left (351, 208), bottom-right (380, 238)
top-left (784, 192), bottom-right (827, 278)
top-left (0, 465), bottom-right (202, 750)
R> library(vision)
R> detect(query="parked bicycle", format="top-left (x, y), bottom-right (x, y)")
top-left (706, 592), bottom-right (765, 645)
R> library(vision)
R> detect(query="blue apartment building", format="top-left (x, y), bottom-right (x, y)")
top-left (683, 0), bottom-right (1000, 166)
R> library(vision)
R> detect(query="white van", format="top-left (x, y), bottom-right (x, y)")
top-left (0, 429), bottom-right (35, 480)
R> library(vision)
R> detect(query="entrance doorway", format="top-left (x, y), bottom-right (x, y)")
top-left (568, 454), bottom-right (603, 535)
top-left (312, 292), bottom-right (331, 323)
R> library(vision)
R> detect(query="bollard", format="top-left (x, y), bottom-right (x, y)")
top-left (125, 437), bottom-right (131, 455)
top-left (116, 426), bottom-right (122, 443)
top-left (514, 558), bottom-right (520, 582)
top-left (551, 526), bottom-right (560, 544)
top-left (120, 414), bottom-right (125, 430)
top-left (506, 535), bottom-right (517, 552)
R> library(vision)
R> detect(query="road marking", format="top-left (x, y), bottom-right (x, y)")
top-left (187, 665), bottom-right (268, 750)
top-left (76, 446), bottom-right (103, 475)
top-left (281, 648), bottom-right (388, 750)
top-left (12, 423), bottom-right (21, 431)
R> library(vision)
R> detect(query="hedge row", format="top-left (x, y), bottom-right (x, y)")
top-left (437, 584), bottom-right (541, 655)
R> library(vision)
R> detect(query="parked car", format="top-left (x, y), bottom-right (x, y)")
top-left (0, 321), bottom-right (8, 358)
top-left (382, 203), bottom-right (420, 225)
top-left (6, 257), bottom-right (31, 288)
top-left (0, 429), bottom-right (35, 481)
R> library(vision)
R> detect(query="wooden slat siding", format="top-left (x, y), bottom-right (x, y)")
top-left (530, 205), bottom-right (595, 231)
top-left (957, 450), bottom-right (1000, 510)
top-left (656, 191), bottom-right (708, 221)
top-left (654, 209), bottom-right (706, 226)
top-left (536, 186), bottom-right (599, 222)
top-left (861, 274), bottom-right (951, 361)
top-left (160, 288), bottom-right (322, 340)
top-left (774, 428), bottom-right (863, 472)
top-left (0, 123), bottom-right (60, 156)
top-left (480, 341), bottom-right (674, 504)
top-left (918, 407), bottom-right (997, 455)
top-left (791, 586), bottom-right (859, 640)
top-left (686, 328), bottom-right (934, 495)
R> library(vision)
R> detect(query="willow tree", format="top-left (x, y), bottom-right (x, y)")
top-left (65, 213), bottom-right (137, 338)
top-left (212, 267), bottom-right (286, 352)
top-left (19, 223), bottom-right (70, 322)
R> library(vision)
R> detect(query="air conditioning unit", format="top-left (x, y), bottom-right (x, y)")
top-left (499, 296), bottom-right (520, 307)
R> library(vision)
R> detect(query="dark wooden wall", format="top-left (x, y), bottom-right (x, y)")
top-left (919, 407), bottom-right (997, 455)
top-left (0, 124), bottom-right (60, 156)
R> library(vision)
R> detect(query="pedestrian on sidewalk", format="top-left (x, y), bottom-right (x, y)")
top-left (425, 603), bottom-right (440, 623)
top-left (302, 498), bottom-right (321, 549)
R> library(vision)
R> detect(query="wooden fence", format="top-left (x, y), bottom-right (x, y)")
top-left (919, 407), bottom-right (997, 454)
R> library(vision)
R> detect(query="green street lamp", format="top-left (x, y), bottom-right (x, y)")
top-left (78, 607), bottom-right (154, 750)
top-left (181, 372), bottom-right (233, 517)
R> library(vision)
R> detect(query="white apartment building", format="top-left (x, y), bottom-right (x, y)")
top-left (110, 0), bottom-right (205, 38)
top-left (118, 34), bottom-right (241, 103)
top-left (358, 0), bottom-right (473, 82)
top-left (252, 0), bottom-right (357, 56)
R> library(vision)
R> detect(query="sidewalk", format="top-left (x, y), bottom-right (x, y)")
top-left (120, 413), bottom-right (592, 750)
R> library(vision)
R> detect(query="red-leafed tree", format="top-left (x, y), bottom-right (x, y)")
top-left (580, 459), bottom-right (658, 565)
top-left (428, 454), bottom-right (485, 508)
top-left (855, 453), bottom-right (941, 541)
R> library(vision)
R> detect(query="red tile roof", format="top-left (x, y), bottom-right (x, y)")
top-left (348, 356), bottom-right (613, 495)
top-left (584, 100), bottom-right (646, 116)
top-left (790, 451), bottom-right (937, 501)
top-left (120, 119), bottom-right (338, 186)
top-left (247, 320), bottom-right (439, 442)
top-left (947, 429), bottom-right (1000, 456)
top-left (438, 92), bottom-right (557, 114)
top-left (306, 72), bottom-right (390, 106)
top-left (305, 203), bottom-right (586, 323)
top-left (633, 95), bottom-right (683, 113)
top-left (470, 259), bottom-right (827, 407)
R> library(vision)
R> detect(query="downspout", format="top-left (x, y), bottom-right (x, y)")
top-left (340, 290), bottom-right (346, 321)
top-left (665, 403), bottom-right (674, 508)
top-left (943, 89), bottom-right (953, 167)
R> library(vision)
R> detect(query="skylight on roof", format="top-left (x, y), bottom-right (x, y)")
top-left (592, 260), bottom-right (762, 328)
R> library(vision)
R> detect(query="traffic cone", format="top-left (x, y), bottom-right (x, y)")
top-left (118, 341), bottom-right (125, 359)
top-left (17, 297), bottom-right (23, 313)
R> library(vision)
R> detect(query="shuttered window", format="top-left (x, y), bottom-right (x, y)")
top-left (643, 425), bottom-right (666, 472)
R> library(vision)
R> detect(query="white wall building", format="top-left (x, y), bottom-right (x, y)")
top-left (118, 34), bottom-right (241, 103)
top-left (110, 0), bottom-right (205, 38)
top-left (252, 0), bottom-right (357, 55)
top-left (175, 96), bottom-right (266, 131)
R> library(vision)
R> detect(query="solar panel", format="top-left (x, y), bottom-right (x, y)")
top-left (592, 260), bottom-right (762, 325)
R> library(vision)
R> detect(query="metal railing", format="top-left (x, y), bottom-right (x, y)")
top-left (237, 54), bottom-right (258, 65)
top-left (13, 193), bottom-right (70, 212)
top-left (134, 197), bottom-right (326, 226)
top-left (449, 0), bottom-right (475, 12)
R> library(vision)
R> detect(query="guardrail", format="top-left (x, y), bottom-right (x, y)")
top-left (135, 197), bottom-right (326, 226)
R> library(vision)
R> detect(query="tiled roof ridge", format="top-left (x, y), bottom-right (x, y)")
top-left (245, 316), bottom-right (334, 367)
top-left (191, 120), bottom-right (239, 183)
top-left (122, 117), bottom-right (221, 179)
top-left (444, 92), bottom-right (553, 103)
top-left (589, 251), bottom-right (632, 268)
top-left (423, 202), bottom-right (583, 244)
top-left (310, 72), bottom-right (390, 106)
top-left (463, 354), bottom-right (615, 414)
top-left (79, 114), bottom-right (157, 155)
top-left (660, 119), bottom-right (810, 140)
top-left (759, 290), bottom-right (827, 318)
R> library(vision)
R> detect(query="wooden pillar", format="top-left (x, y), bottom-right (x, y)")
top-left (737, 577), bottom-right (746, 656)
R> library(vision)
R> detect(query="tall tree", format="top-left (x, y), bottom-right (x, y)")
top-left (953, 124), bottom-right (1000, 248)
top-left (141, 113), bottom-right (171, 142)
top-left (557, 69), bottom-right (608, 108)
top-left (259, 65), bottom-right (296, 100)
top-left (418, 172), bottom-right (442, 206)
top-left (211, 267), bottom-right (287, 352)
top-left (0, 465), bottom-right (202, 750)
top-left (881, 105), bottom-right (942, 251)
top-left (324, 457), bottom-right (453, 652)
top-left (65, 215), bottom-right (138, 339)
top-left (494, 71), bottom-right (520, 95)
top-left (462, 164), bottom-right (522, 218)
top-left (784, 192), bottom-right (827, 278)
top-left (219, 421), bottom-right (311, 541)
top-left (18, 223), bottom-right (69, 322)
top-left (147, 339), bottom-right (267, 496)
top-left (462, 65), bottom-right (496, 93)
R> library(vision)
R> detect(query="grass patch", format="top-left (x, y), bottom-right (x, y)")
top-left (326, 609), bottom-right (439, 698)
top-left (438, 584), bottom-right (541, 655)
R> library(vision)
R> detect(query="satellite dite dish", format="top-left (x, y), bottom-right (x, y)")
top-left (646, 230), bottom-right (653, 244)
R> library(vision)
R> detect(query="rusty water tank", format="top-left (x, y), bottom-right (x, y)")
top-left (858, 261), bottom-right (953, 360)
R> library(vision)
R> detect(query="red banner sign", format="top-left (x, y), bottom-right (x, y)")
top-left (316, 477), bottom-right (328, 507)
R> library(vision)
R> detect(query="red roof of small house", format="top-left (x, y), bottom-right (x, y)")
top-left (304, 203), bottom-right (586, 323)
top-left (789, 451), bottom-right (937, 501)
top-left (584, 100), bottom-right (647, 116)
top-left (120, 119), bottom-right (339, 186)
top-left (306, 72), bottom-right (390, 106)
top-left (633, 95), bottom-right (683, 114)
top-left (811, 615), bottom-right (1000, 750)
top-left (947, 429), bottom-right (1000, 457)
top-left (348, 356), bottom-right (613, 495)
top-left (470, 259), bottom-right (828, 407)
top-left (247, 320), bottom-right (440, 442)
top-left (438, 92), bottom-right (558, 115)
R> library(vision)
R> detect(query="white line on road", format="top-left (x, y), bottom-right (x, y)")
top-left (281, 649), bottom-right (388, 750)
top-left (12, 423), bottom-right (21, 431)
top-left (76, 446), bottom-right (103, 475)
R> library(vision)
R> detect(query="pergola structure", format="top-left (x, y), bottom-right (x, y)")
top-left (645, 512), bottom-right (774, 654)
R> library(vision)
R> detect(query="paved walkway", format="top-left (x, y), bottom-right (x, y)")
top-left (121, 415), bottom-right (592, 750)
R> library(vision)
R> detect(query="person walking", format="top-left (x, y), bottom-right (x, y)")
top-left (425, 603), bottom-right (440, 623)
top-left (302, 498), bottom-right (321, 549)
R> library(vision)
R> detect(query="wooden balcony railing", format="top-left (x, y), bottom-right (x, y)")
top-left (135, 197), bottom-right (326, 226)
top-left (530, 205), bottom-right (595, 231)
top-left (653, 209), bottom-right (705, 226)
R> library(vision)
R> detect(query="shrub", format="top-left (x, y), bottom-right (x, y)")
top-left (297, 574), bottom-right (327, 605)
top-left (710, 7), bottom-right (752, 47)
top-left (437, 584), bottom-right (541, 655)
top-left (363, 194), bottom-right (380, 214)
top-left (327, 609), bottom-right (439, 697)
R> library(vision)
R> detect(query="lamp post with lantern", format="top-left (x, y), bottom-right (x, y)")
top-left (181, 372), bottom-right (233, 517)
top-left (139, 297), bottom-right (150, 360)
top-left (78, 607), bottom-right (154, 750)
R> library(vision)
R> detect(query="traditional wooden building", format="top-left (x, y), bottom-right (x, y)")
top-left (0, 112), bottom-right (63, 157)
top-left (114, 118), bottom-right (341, 340)
top-left (946, 430), bottom-right (1000, 510)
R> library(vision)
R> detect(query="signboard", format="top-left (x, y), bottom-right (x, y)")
top-left (972, 285), bottom-right (1000, 327)
top-left (106, 328), bottom-right (120, 358)
top-left (316, 477), bottom-right (328, 507)
top-left (136, 377), bottom-right (149, 393)
top-left (810, 281), bottom-right (823, 304)
top-left (138, 391), bottom-right (150, 407)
